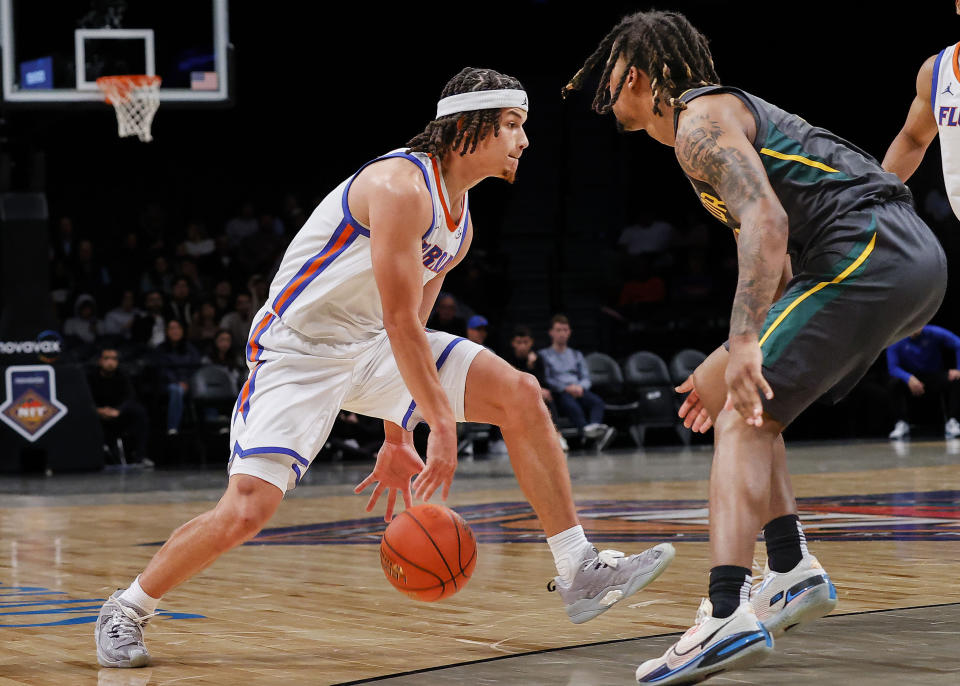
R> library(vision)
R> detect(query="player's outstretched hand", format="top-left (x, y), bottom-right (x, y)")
top-left (412, 424), bottom-right (458, 503)
top-left (724, 338), bottom-right (773, 427)
top-left (675, 375), bottom-right (713, 433)
top-left (354, 440), bottom-right (425, 522)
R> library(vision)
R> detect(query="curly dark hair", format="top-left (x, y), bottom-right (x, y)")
top-left (563, 10), bottom-right (719, 116)
top-left (406, 67), bottom-right (524, 160)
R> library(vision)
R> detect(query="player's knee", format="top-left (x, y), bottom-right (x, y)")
top-left (500, 372), bottom-right (547, 425)
top-left (217, 477), bottom-right (279, 544)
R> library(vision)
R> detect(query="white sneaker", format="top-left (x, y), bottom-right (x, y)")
top-left (635, 600), bottom-right (772, 684)
top-left (95, 591), bottom-right (155, 668)
top-left (583, 423), bottom-right (607, 439)
top-left (946, 418), bottom-right (960, 439)
top-left (888, 420), bottom-right (910, 440)
top-left (557, 434), bottom-right (569, 452)
top-left (750, 555), bottom-right (837, 637)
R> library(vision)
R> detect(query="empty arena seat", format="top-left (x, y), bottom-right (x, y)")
top-left (585, 352), bottom-right (640, 447)
top-left (622, 351), bottom-right (688, 446)
top-left (669, 348), bottom-right (708, 386)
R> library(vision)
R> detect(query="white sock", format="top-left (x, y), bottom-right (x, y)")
top-left (547, 525), bottom-right (592, 585)
top-left (119, 576), bottom-right (160, 614)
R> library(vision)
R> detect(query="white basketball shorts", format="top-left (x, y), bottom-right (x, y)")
top-left (227, 314), bottom-right (485, 493)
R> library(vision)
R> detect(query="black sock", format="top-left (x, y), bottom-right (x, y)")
top-left (763, 514), bottom-right (806, 573)
top-left (708, 565), bottom-right (751, 619)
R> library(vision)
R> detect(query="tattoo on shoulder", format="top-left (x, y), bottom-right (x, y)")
top-left (676, 115), bottom-right (765, 208)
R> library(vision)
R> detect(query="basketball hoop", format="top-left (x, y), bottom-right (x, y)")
top-left (96, 75), bottom-right (162, 142)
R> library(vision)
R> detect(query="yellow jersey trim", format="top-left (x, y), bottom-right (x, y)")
top-left (759, 231), bottom-right (877, 348)
top-left (759, 148), bottom-right (841, 174)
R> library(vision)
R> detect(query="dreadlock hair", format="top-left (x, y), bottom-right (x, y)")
top-left (563, 10), bottom-right (719, 117)
top-left (406, 67), bottom-right (524, 160)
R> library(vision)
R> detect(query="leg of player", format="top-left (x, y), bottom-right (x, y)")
top-left (687, 346), bottom-right (835, 636)
top-left (95, 474), bottom-right (283, 667)
top-left (637, 412), bottom-right (778, 684)
top-left (462, 350), bottom-right (674, 624)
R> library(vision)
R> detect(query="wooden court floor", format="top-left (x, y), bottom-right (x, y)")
top-left (1, 440), bottom-right (958, 685)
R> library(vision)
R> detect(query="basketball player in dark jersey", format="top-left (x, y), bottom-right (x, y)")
top-left (566, 10), bottom-right (947, 685)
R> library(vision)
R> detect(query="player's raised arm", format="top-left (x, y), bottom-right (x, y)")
top-left (366, 165), bottom-right (459, 502)
top-left (883, 55), bottom-right (940, 182)
top-left (674, 97), bottom-right (788, 425)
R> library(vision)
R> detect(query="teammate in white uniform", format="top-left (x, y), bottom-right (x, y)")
top-left (94, 67), bottom-right (675, 669)
top-left (883, 1), bottom-right (960, 213)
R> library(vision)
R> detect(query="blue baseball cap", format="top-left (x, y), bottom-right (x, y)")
top-left (467, 315), bottom-right (488, 329)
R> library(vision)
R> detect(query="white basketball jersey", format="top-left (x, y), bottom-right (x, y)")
top-left (932, 41), bottom-right (960, 219)
top-left (258, 150), bottom-right (469, 344)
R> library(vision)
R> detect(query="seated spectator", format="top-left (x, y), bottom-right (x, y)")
top-left (212, 280), bottom-right (234, 321)
top-left (190, 301), bottom-right (221, 347)
top-left (180, 222), bottom-right (216, 260)
top-left (887, 324), bottom-right (960, 440)
top-left (466, 315), bottom-right (491, 349)
top-left (225, 202), bottom-right (259, 248)
top-left (73, 239), bottom-right (111, 300)
top-left (140, 255), bottom-right (174, 295)
top-left (539, 314), bottom-right (614, 448)
top-left (103, 289), bottom-right (143, 341)
top-left (508, 325), bottom-right (567, 451)
top-left (164, 277), bottom-right (195, 326)
top-left (220, 292), bottom-right (255, 346)
top-left (132, 291), bottom-right (167, 348)
top-left (63, 294), bottom-right (104, 345)
top-left (427, 293), bottom-right (466, 337)
top-left (110, 231), bottom-right (148, 292)
top-left (88, 347), bottom-right (152, 466)
top-left (177, 258), bottom-right (206, 297)
top-left (203, 328), bottom-right (247, 386)
top-left (155, 319), bottom-right (201, 435)
top-left (248, 274), bottom-right (269, 312)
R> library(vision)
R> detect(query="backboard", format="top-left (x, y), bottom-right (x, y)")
top-left (1, 0), bottom-right (230, 105)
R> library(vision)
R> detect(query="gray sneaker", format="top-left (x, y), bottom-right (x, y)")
top-left (95, 591), bottom-right (155, 668)
top-left (548, 543), bottom-right (675, 624)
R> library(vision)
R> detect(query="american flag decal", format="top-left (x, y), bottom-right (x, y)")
top-left (190, 71), bottom-right (219, 91)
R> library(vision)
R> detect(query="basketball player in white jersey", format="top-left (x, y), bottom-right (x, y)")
top-left (883, 1), bottom-right (960, 213)
top-left (94, 67), bottom-right (675, 668)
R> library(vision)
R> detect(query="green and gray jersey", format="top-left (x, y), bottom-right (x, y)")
top-left (672, 85), bottom-right (912, 259)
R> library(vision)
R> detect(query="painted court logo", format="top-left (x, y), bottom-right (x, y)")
top-left (0, 582), bottom-right (203, 628)
top-left (220, 491), bottom-right (960, 546)
top-left (0, 365), bottom-right (67, 441)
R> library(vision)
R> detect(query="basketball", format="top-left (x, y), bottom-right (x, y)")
top-left (379, 503), bottom-right (477, 602)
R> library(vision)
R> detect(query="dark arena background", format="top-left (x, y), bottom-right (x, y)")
top-left (0, 2), bottom-right (958, 685)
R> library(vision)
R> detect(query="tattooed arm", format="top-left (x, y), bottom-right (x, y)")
top-left (675, 95), bottom-right (789, 426)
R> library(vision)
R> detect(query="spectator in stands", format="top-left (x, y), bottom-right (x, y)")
top-left (508, 325), bottom-right (567, 451)
top-left (103, 289), bottom-right (142, 341)
top-left (155, 319), bottom-right (201, 435)
top-left (203, 328), bottom-right (247, 386)
top-left (617, 214), bottom-right (676, 256)
top-left (220, 292), bottom-right (254, 348)
top-left (73, 239), bottom-right (111, 300)
top-left (63, 294), bottom-right (104, 345)
top-left (466, 315), bottom-right (491, 349)
top-left (887, 324), bottom-right (960, 440)
top-left (110, 232), bottom-right (148, 293)
top-left (88, 347), bottom-right (152, 467)
top-left (132, 290), bottom-right (167, 348)
top-left (177, 258), bottom-right (206, 297)
top-left (247, 274), bottom-right (269, 312)
top-left (49, 258), bottom-right (74, 321)
top-left (51, 216), bottom-right (77, 262)
top-left (189, 301), bottom-right (220, 347)
top-left (212, 280), bottom-right (234, 321)
top-left (140, 255), bottom-right (174, 295)
top-left (164, 277), bottom-right (195, 327)
top-left (427, 293), bottom-right (466, 337)
top-left (180, 222), bottom-right (216, 261)
top-left (225, 202), bottom-right (259, 248)
top-left (540, 314), bottom-right (614, 448)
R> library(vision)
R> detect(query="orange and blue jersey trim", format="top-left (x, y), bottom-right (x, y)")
top-left (234, 361), bottom-right (265, 423)
top-left (342, 151), bottom-right (435, 240)
top-left (271, 218), bottom-right (361, 317)
top-left (245, 312), bottom-right (275, 364)
top-left (230, 441), bottom-right (310, 486)
top-left (401, 336), bottom-right (467, 430)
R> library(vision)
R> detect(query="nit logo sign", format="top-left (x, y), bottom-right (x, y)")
top-left (0, 365), bottom-right (66, 441)
top-left (0, 582), bottom-right (204, 628)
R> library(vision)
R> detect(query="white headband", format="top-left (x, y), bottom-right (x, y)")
top-left (435, 88), bottom-right (529, 118)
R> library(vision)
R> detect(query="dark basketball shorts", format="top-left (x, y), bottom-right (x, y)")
top-left (751, 200), bottom-right (947, 425)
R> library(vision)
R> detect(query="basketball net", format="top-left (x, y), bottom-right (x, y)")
top-left (96, 75), bottom-right (162, 142)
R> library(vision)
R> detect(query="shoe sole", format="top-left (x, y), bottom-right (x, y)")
top-left (96, 647), bottom-right (151, 668)
top-left (637, 625), bottom-right (773, 685)
top-left (762, 577), bottom-right (837, 637)
top-left (568, 543), bottom-right (676, 624)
